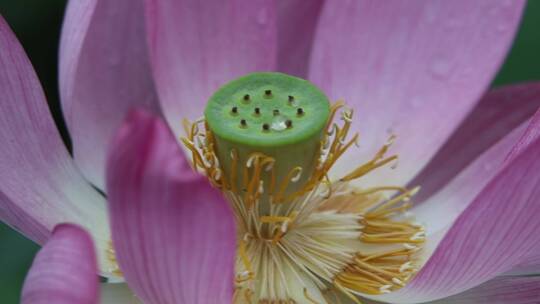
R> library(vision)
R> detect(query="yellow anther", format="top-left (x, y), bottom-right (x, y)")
top-left (260, 215), bottom-right (294, 223)
top-left (274, 166), bottom-right (303, 203)
top-left (106, 240), bottom-right (123, 277)
top-left (237, 239), bottom-right (254, 283)
top-left (326, 100), bottom-right (346, 130)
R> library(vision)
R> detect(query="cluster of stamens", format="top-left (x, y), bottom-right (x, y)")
top-left (184, 94), bottom-right (425, 303)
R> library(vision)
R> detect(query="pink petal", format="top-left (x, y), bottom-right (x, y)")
top-left (377, 133), bottom-right (540, 303)
top-left (309, 1), bottom-right (525, 187)
top-left (506, 107), bottom-right (540, 162)
top-left (378, 105), bottom-right (540, 302)
top-left (106, 109), bottom-right (236, 304)
top-left (21, 224), bottom-right (98, 304)
top-left (0, 16), bottom-right (113, 275)
top-left (506, 255), bottom-right (540, 276)
top-left (413, 121), bottom-right (527, 234)
top-left (430, 276), bottom-right (540, 304)
top-left (145, 0), bottom-right (277, 136)
top-left (277, 0), bottom-right (324, 77)
top-left (59, 0), bottom-right (161, 190)
top-left (411, 83), bottom-right (540, 202)
top-left (413, 105), bottom-right (540, 237)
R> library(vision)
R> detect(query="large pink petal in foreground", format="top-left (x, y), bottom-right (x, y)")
top-left (0, 16), bottom-right (113, 274)
top-left (60, 0), bottom-right (160, 190)
top-left (431, 276), bottom-right (540, 304)
top-left (21, 224), bottom-right (98, 304)
top-left (373, 135), bottom-right (540, 303)
top-left (309, 0), bottom-right (525, 187)
top-left (145, 0), bottom-right (277, 136)
top-left (107, 110), bottom-right (236, 304)
top-left (411, 83), bottom-right (540, 202)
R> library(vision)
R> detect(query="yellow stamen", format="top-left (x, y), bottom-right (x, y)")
top-left (237, 237), bottom-right (254, 283)
top-left (106, 240), bottom-right (123, 277)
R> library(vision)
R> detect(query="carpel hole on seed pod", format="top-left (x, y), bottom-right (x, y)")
top-left (285, 119), bottom-right (293, 129)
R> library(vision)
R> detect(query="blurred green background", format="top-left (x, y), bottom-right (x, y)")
top-left (0, 0), bottom-right (540, 303)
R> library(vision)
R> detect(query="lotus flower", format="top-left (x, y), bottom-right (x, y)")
top-left (2, 0), bottom-right (540, 303)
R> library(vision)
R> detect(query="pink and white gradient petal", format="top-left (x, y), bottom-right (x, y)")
top-left (107, 110), bottom-right (236, 304)
top-left (144, 0), bottom-right (277, 136)
top-left (412, 86), bottom-right (540, 233)
top-left (373, 106), bottom-right (540, 301)
top-left (309, 0), bottom-right (525, 188)
top-left (506, 106), bottom-right (540, 162)
top-left (411, 83), bottom-right (540, 202)
top-left (506, 255), bottom-right (540, 276)
top-left (0, 16), bottom-right (113, 275)
top-left (21, 224), bottom-right (98, 304)
top-left (60, 0), bottom-right (161, 190)
top-left (372, 134), bottom-right (540, 303)
top-left (413, 121), bottom-right (527, 236)
top-left (413, 107), bottom-right (540, 256)
top-left (430, 276), bottom-right (540, 304)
